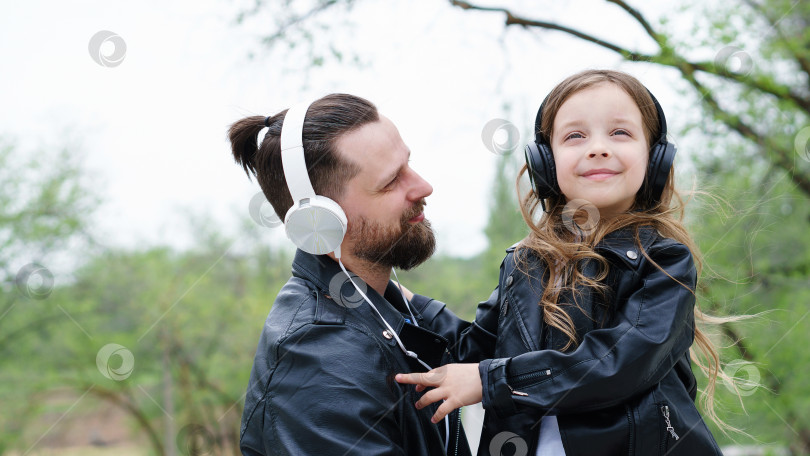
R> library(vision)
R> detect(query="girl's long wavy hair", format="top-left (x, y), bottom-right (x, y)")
top-left (517, 69), bottom-right (739, 432)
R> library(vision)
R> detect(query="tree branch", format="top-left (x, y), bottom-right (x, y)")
top-left (90, 386), bottom-right (164, 456)
top-left (448, 0), bottom-right (810, 198)
top-left (677, 66), bottom-right (810, 197)
top-left (742, 0), bottom-right (810, 83)
top-left (448, 0), bottom-right (810, 114)
top-left (449, 0), bottom-right (650, 61)
top-left (606, 0), bottom-right (659, 43)
top-left (259, 0), bottom-right (340, 45)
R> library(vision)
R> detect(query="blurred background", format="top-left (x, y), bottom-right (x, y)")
top-left (1, 0), bottom-right (808, 454)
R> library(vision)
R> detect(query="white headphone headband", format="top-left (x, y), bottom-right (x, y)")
top-left (280, 101), bottom-right (317, 203)
top-left (279, 99), bottom-right (347, 256)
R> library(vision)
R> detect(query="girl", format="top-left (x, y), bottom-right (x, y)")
top-left (397, 70), bottom-right (727, 455)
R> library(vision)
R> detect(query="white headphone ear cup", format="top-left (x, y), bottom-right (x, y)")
top-left (284, 196), bottom-right (347, 255)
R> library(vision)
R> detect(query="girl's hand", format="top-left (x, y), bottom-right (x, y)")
top-left (395, 363), bottom-right (482, 423)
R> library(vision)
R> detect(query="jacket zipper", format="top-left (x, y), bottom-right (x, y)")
top-left (660, 405), bottom-right (680, 440)
top-left (507, 368), bottom-right (552, 396)
top-left (454, 409), bottom-right (461, 456)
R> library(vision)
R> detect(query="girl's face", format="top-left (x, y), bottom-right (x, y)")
top-left (551, 82), bottom-right (649, 219)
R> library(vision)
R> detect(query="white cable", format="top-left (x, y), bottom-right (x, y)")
top-left (337, 259), bottom-right (451, 451)
top-left (391, 267), bottom-right (451, 453)
top-left (391, 268), bottom-right (419, 327)
top-left (338, 260), bottom-right (432, 371)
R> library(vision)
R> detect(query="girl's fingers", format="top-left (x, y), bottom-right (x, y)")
top-left (414, 388), bottom-right (446, 409)
top-left (431, 400), bottom-right (457, 424)
top-left (395, 370), bottom-right (442, 387)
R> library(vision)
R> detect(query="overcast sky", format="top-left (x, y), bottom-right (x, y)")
top-left (1, 0), bottom-right (691, 261)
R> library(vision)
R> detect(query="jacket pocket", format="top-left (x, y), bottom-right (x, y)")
top-left (658, 403), bottom-right (680, 454)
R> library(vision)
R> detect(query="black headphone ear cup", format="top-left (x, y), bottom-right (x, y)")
top-left (645, 141), bottom-right (676, 204)
top-left (524, 141), bottom-right (559, 199)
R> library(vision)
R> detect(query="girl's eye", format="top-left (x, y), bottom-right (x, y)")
top-left (564, 132), bottom-right (583, 141)
top-left (612, 129), bottom-right (630, 136)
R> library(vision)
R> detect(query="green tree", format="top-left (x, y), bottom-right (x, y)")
top-left (0, 136), bottom-right (99, 453)
top-left (3, 217), bottom-right (295, 455)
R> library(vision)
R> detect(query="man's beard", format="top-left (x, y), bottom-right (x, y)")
top-left (346, 202), bottom-right (436, 271)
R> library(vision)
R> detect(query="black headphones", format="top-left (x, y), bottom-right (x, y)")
top-left (524, 86), bottom-right (676, 211)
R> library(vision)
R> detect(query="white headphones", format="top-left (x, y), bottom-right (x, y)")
top-left (280, 101), bottom-right (348, 257)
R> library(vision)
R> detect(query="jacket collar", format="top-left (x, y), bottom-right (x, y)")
top-left (290, 249), bottom-right (413, 330)
top-left (596, 225), bottom-right (659, 269)
top-left (290, 249), bottom-right (448, 369)
top-left (506, 226), bottom-right (660, 270)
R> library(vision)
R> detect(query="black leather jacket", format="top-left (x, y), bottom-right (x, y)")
top-left (239, 250), bottom-right (471, 456)
top-left (421, 227), bottom-right (724, 455)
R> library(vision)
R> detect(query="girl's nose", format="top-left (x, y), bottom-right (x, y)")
top-left (588, 138), bottom-right (611, 158)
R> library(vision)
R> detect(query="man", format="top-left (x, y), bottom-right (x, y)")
top-left (228, 94), bottom-right (471, 455)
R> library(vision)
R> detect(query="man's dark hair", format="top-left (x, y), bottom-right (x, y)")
top-left (228, 94), bottom-right (379, 218)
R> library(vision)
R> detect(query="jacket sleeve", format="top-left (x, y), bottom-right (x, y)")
top-left (239, 324), bottom-right (406, 456)
top-left (480, 240), bottom-right (697, 418)
top-left (411, 287), bottom-right (500, 363)
top-left (406, 252), bottom-right (513, 363)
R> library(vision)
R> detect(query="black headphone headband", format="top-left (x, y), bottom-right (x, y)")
top-left (525, 83), bottom-right (676, 210)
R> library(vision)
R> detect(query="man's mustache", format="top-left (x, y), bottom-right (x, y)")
top-left (402, 199), bottom-right (428, 223)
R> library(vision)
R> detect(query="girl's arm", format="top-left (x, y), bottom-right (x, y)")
top-left (399, 239), bottom-right (697, 422)
top-left (405, 250), bottom-right (514, 363)
top-left (409, 287), bottom-right (500, 363)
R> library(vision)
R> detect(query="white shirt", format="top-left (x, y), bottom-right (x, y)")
top-left (535, 415), bottom-right (566, 455)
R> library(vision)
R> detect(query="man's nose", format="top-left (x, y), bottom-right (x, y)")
top-left (408, 169), bottom-right (433, 201)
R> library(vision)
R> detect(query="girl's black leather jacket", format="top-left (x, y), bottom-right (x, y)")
top-left (414, 227), bottom-right (724, 455)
